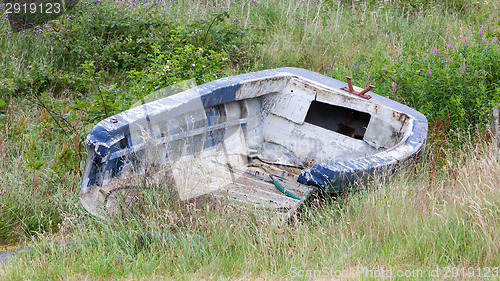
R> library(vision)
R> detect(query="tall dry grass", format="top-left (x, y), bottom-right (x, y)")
top-left (1, 139), bottom-right (499, 279)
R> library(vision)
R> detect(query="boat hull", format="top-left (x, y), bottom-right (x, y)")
top-left (80, 67), bottom-right (428, 217)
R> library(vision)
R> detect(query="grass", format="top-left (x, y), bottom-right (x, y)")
top-left (1, 0), bottom-right (500, 279)
top-left (1, 139), bottom-right (500, 279)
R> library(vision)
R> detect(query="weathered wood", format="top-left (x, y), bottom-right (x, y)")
top-left (492, 108), bottom-right (500, 149)
top-left (187, 158), bottom-right (314, 220)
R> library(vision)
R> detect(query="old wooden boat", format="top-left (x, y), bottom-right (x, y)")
top-left (80, 67), bottom-right (428, 219)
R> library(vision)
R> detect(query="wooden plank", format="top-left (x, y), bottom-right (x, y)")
top-left (200, 159), bottom-right (315, 219)
top-left (207, 169), bottom-right (301, 206)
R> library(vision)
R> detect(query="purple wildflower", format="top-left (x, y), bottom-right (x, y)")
top-left (392, 82), bottom-right (397, 93)
top-left (353, 63), bottom-right (357, 70)
top-left (479, 29), bottom-right (484, 35)
top-left (433, 48), bottom-right (439, 56)
top-left (493, 37), bottom-right (498, 44)
top-left (447, 43), bottom-right (453, 49)
top-left (427, 70), bottom-right (432, 76)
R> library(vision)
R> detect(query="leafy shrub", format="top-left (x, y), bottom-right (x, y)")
top-left (4, 62), bottom-right (86, 96)
top-left (46, 2), bottom-right (253, 74)
top-left (333, 24), bottom-right (500, 139)
top-left (393, 27), bottom-right (500, 133)
top-left (71, 60), bottom-right (129, 124)
top-left (0, 0), bottom-right (263, 131)
top-left (126, 43), bottom-right (229, 98)
top-left (47, 4), bottom-right (182, 73)
top-left (70, 42), bottom-right (229, 125)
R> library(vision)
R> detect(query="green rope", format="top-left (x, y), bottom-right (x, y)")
top-left (270, 175), bottom-right (302, 200)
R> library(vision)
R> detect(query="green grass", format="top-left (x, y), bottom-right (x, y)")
top-left (1, 0), bottom-right (500, 279)
top-left (1, 140), bottom-right (499, 279)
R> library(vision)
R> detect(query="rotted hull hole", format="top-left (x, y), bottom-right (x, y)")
top-left (304, 101), bottom-right (371, 140)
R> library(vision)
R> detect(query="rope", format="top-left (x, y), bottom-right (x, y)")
top-left (269, 175), bottom-right (302, 200)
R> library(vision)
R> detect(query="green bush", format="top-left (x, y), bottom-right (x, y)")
top-left (0, 0), bottom-right (261, 129)
top-left (1, 0), bottom-right (259, 99)
top-left (332, 24), bottom-right (500, 138)
top-left (393, 27), bottom-right (500, 133)
top-left (45, 3), bottom-right (252, 75)
top-left (126, 43), bottom-right (229, 98)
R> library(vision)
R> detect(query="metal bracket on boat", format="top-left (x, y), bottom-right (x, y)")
top-left (340, 76), bottom-right (374, 100)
